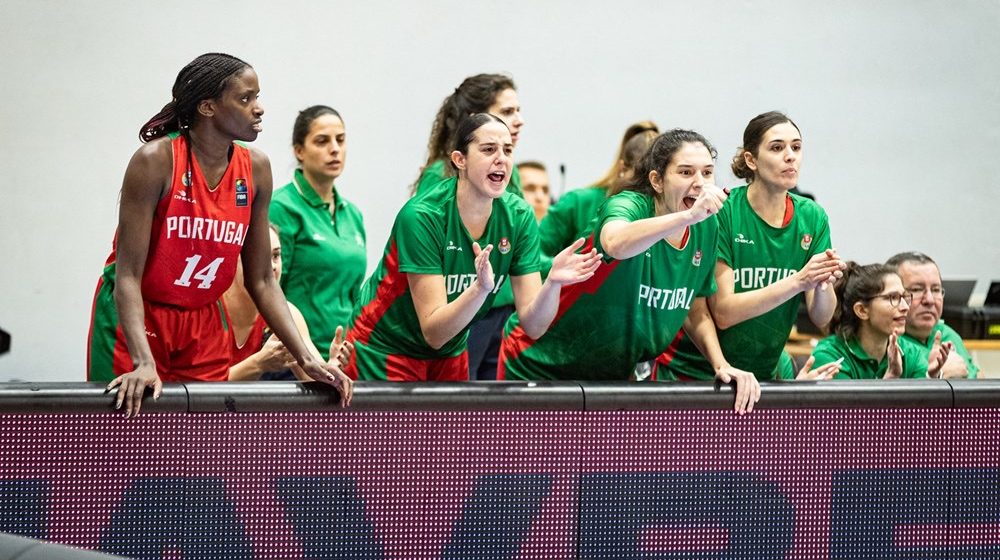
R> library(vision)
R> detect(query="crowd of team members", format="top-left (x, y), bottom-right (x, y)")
top-left (85, 53), bottom-right (981, 416)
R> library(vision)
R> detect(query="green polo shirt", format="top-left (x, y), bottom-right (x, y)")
top-left (269, 169), bottom-right (367, 360)
top-left (812, 334), bottom-right (928, 380)
top-left (901, 321), bottom-right (979, 378)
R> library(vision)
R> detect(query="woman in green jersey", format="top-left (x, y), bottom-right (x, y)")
top-left (346, 114), bottom-right (600, 382)
top-left (269, 105), bottom-right (366, 361)
top-left (810, 263), bottom-right (952, 379)
top-left (412, 74), bottom-right (527, 380)
top-left (659, 112), bottom-right (846, 381)
top-left (500, 129), bottom-right (760, 413)
top-left (539, 120), bottom-right (659, 255)
top-left (412, 74), bottom-right (524, 196)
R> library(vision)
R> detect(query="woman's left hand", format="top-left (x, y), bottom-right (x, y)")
top-left (715, 365), bottom-right (760, 414)
top-left (926, 331), bottom-right (953, 378)
top-left (547, 238), bottom-right (601, 286)
top-left (301, 359), bottom-right (354, 407)
top-left (884, 333), bottom-right (903, 379)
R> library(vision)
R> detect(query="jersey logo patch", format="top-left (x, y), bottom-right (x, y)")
top-left (498, 237), bottom-right (511, 255)
top-left (801, 234), bottom-right (813, 251)
top-left (446, 240), bottom-right (462, 252)
top-left (692, 249), bottom-right (703, 266)
top-left (182, 170), bottom-right (192, 187)
top-left (735, 233), bottom-right (755, 245)
top-left (173, 190), bottom-right (197, 204)
top-left (235, 179), bottom-right (248, 207)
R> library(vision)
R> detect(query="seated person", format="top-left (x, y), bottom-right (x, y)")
top-left (810, 262), bottom-right (950, 379)
top-left (226, 225), bottom-right (350, 380)
top-left (886, 251), bottom-right (979, 378)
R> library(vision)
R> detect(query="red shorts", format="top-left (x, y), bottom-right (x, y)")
top-left (88, 271), bottom-right (232, 382)
top-left (345, 336), bottom-right (469, 382)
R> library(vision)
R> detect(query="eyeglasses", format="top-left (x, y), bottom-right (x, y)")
top-left (907, 286), bottom-right (945, 300)
top-left (866, 292), bottom-right (913, 308)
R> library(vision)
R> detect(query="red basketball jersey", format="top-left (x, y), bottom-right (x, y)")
top-left (106, 132), bottom-right (254, 308)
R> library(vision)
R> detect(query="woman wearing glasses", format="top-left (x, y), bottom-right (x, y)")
top-left (809, 263), bottom-right (951, 379)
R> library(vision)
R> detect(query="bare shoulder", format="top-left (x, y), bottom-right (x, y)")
top-left (248, 146), bottom-right (272, 189)
top-left (127, 136), bottom-right (173, 175)
top-left (122, 137), bottom-right (173, 199)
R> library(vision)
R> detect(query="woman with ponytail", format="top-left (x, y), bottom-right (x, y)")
top-left (87, 53), bottom-right (353, 415)
top-left (539, 120), bottom-right (659, 256)
top-left (810, 263), bottom-right (952, 379)
top-left (659, 111), bottom-right (845, 382)
top-left (412, 74), bottom-right (526, 380)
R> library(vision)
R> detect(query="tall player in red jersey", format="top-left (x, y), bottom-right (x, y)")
top-left (87, 53), bottom-right (352, 415)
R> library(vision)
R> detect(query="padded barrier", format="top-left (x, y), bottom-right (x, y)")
top-left (1, 380), bottom-right (998, 559)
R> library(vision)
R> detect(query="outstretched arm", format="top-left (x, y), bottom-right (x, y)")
top-left (513, 238), bottom-right (601, 339)
top-left (243, 149), bottom-right (352, 405)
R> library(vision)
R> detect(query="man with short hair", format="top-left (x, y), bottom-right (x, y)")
top-left (886, 251), bottom-right (979, 378)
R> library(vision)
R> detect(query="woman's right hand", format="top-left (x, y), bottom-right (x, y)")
top-left (106, 364), bottom-right (162, 418)
top-left (687, 184), bottom-right (728, 222)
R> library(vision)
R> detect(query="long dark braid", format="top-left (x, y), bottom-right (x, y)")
top-left (139, 53), bottom-right (251, 143)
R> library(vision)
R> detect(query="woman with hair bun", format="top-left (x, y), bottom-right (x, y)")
top-left (412, 74), bottom-right (528, 380)
top-left (86, 54), bottom-right (352, 415)
top-left (659, 111), bottom-right (845, 382)
top-left (810, 263), bottom-right (951, 379)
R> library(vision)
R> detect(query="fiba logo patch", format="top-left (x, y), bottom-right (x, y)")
top-left (181, 170), bottom-right (192, 187)
top-left (235, 178), bottom-right (248, 207)
top-left (800, 234), bottom-right (813, 251)
top-left (692, 249), bottom-right (703, 266)
top-left (498, 237), bottom-right (511, 255)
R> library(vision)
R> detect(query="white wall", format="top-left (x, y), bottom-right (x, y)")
top-left (1, 0), bottom-right (998, 381)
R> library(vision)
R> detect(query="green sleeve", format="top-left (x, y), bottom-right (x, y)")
top-left (715, 200), bottom-right (735, 269)
top-left (511, 205), bottom-right (542, 276)
top-left (538, 192), bottom-right (577, 257)
top-left (395, 206), bottom-right (445, 274)
top-left (697, 220), bottom-right (720, 298)
top-left (810, 204), bottom-right (833, 256)
top-left (940, 324), bottom-right (980, 378)
top-left (414, 160), bottom-right (448, 195)
top-left (268, 195), bottom-right (299, 283)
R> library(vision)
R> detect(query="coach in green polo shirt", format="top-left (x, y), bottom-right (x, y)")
top-left (270, 106), bottom-right (366, 360)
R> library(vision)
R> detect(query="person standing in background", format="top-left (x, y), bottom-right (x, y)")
top-left (270, 105), bottom-right (366, 360)
top-left (538, 121), bottom-right (659, 256)
top-left (516, 161), bottom-right (551, 223)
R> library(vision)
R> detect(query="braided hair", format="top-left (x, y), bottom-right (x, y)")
top-left (139, 53), bottom-right (251, 143)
